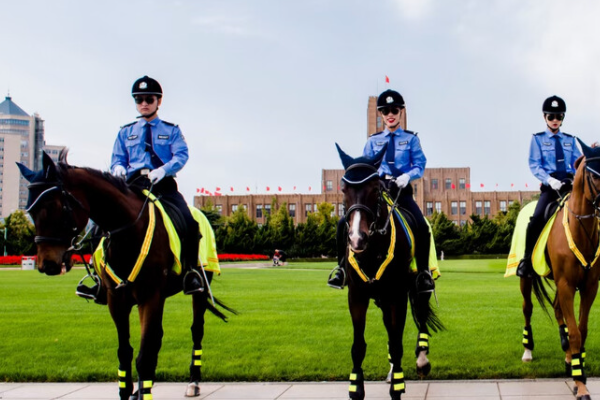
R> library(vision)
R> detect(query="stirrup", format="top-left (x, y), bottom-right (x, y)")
top-left (75, 274), bottom-right (101, 300)
top-left (183, 269), bottom-right (205, 295)
top-left (416, 271), bottom-right (434, 294)
top-left (327, 266), bottom-right (346, 289)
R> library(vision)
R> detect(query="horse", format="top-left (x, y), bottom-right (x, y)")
top-left (522, 139), bottom-right (600, 400)
top-left (336, 144), bottom-right (443, 400)
top-left (18, 151), bottom-right (233, 400)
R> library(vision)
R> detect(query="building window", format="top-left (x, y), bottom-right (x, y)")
top-left (445, 178), bottom-right (452, 190)
top-left (451, 201), bottom-right (458, 215)
top-left (413, 183), bottom-right (418, 196)
top-left (216, 205), bottom-right (222, 215)
top-left (232, 204), bottom-right (238, 213)
top-left (305, 204), bottom-right (312, 217)
top-left (265, 204), bottom-right (271, 216)
top-left (459, 178), bottom-right (466, 189)
top-left (435, 202), bottom-right (442, 213)
top-left (326, 180), bottom-right (333, 191)
top-left (475, 201), bottom-right (482, 215)
top-left (289, 203), bottom-right (296, 217)
top-left (243, 204), bottom-right (248, 213)
top-left (431, 179), bottom-right (438, 190)
top-left (484, 201), bottom-right (491, 215)
top-left (500, 200), bottom-right (507, 212)
top-left (338, 203), bottom-right (344, 216)
top-left (256, 205), bottom-right (263, 218)
top-left (509, 200), bottom-right (514, 207)
top-left (426, 202), bottom-right (433, 216)
top-left (460, 201), bottom-right (467, 215)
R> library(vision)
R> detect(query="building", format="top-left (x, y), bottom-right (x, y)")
top-left (0, 95), bottom-right (65, 217)
top-left (194, 95), bottom-right (538, 225)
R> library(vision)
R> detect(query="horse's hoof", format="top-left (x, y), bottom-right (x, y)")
top-left (522, 349), bottom-right (532, 362)
top-left (386, 364), bottom-right (393, 383)
top-left (577, 395), bottom-right (591, 400)
top-left (129, 391), bottom-right (138, 400)
top-left (573, 385), bottom-right (578, 395)
top-left (185, 382), bottom-right (200, 397)
top-left (417, 362), bottom-right (431, 378)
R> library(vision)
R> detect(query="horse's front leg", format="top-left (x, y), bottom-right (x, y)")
top-left (414, 291), bottom-right (432, 378)
top-left (520, 277), bottom-right (535, 362)
top-left (556, 279), bottom-right (590, 399)
top-left (108, 296), bottom-right (134, 400)
top-left (383, 302), bottom-right (408, 400)
top-left (348, 290), bottom-right (369, 400)
top-left (135, 292), bottom-right (166, 400)
top-left (186, 272), bottom-right (213, 397)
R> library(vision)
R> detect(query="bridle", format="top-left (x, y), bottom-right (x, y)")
top-left (583, 157), bottom-right (600, 214)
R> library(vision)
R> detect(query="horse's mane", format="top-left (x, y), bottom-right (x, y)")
top-left (56, 149), bottom-right (131, 195)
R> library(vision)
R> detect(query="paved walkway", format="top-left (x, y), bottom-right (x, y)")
top-left (0, 379), bottom-right (597, 399)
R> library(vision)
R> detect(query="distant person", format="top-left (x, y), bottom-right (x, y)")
top-left (76, 75), bottom-right (204, 302)
top-left (517, 95), bottom-right (582, 278)
top-left (328, 89), bottom-right (435, 294)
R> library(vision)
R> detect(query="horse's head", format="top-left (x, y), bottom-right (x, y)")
top-left (17, 151), bottom-right (89, 275)
top-left (336, 143), bottom-right (386, 253)
top-left (576, 138), bottom-right (600, 211)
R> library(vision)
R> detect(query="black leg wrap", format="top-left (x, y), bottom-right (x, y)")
top-left (571, 353), bottom-right (586, 384)
top-left (559, 324), bottom-right (569, 352)
top-left (118, 367), bottom-right (133, 400)
top-left (582, 347), bottom-right (586, 367)
top-left (349, 369), bottom-right (365, 400)
top-left (389, 367), bottom-right (406, 399)
top-left (415, 332), bottom-right (429, 357)
top-left (522, 326), bottom-right (534, 351)
top-left (190, 348), bottom-right (202, 381)
top-left (137, 379), bottom-right (153, 400)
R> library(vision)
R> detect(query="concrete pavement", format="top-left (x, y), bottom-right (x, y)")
top-left (0, 379), bottom-right (597, 400)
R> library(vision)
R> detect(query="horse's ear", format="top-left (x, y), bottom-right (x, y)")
top-left (42, 151), bottom-right (58, 180)
top-left (574, 155), bottom-right (584, 170)
top-left (16, 162), bottom-right (36, 182)
top-left (335, 143), bottom-right (355, 170)
top-left (58, 148), bottom-right (69, 164)
top-left (371, 146), bottom-right (386, 167)
top-left (577, 137), bottom-right (593, 158)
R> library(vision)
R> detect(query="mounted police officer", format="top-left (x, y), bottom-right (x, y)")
top-left (77, 75), bottom-right (204, 302)
top-left (517, 95), bottom-right (582, 278)
top-left (328, 89), bottom-right (435, 294)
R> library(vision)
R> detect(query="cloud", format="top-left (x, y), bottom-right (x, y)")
top-left (391, 0), bottom-right (434, 20)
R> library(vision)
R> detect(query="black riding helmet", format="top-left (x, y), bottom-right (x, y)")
top-left (542, 95), bottom-right (566, 113)
top-left (132, 76), bottom-right (163, 97)
top-left (377, 89), bottom-right (405, 109)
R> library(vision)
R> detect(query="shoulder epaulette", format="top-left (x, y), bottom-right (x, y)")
top-left (371, 131), bottom-right (384, 137)
top-left (120, 121), bottom-right (136, 129)
top-left (562, 132), bottom-right (574, 138)
top-left (162, 120), bottom-right (178, 127)
top-left (533, 132), bottom-right (545, 136)
top-left (405, 130), bottom-right (418, 136)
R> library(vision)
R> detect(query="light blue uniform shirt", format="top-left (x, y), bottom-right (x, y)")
top-left (363, 127), bottom-right (427, 181)
top-left (111, 117), bottom-right (189, 178)
top-left (529, 129), bottom-right (581, 185)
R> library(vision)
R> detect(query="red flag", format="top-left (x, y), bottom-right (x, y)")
top-left (215, 192), bottom-right (222, 196)
top-left (495, 183), bottom-right (498, 188)
top-left (337, 185), bottom-right (340, 191)
top-left (216, 186), bottom-right (221, 191)
top-left (200, 187), bottom-right (205, 193)
top-left (466, 183), bottom-right (471, 188)
top-left (525, 183), bottom-right (529, 188)
top-left (246, 186), bottom-right (250, 192)
top-left (480, 183), bottom-right (484, 188)
top-left (230, 186), bottom-right (234, 192)
top-left (385, 75), bottom-right (390, 83)
top-left (451, 183), bottom-right (455, 189)
top-left (323, 185), bottom-right (326, 191)
top-left (266, 186), bottom-right (270, 191)
top-left (196, 188), bottom-right (200, 193)
top-left (205, 190), bottom-right (212, 195)
top-left (308, 186), bottom-right (312, 191)
top-left (278, 186), bottom-right (282, 192)
top-left (511, 183), bottom-right (514, 187)
top-left (293, 186), bottom-right (296, 190)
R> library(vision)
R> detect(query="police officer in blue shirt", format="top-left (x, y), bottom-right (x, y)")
top-left (328, 89), bottom-right (435, 294)
top-left (76, 76), bottom-right (203, 302)
top-left (517, 95), bottom-right (582, 278)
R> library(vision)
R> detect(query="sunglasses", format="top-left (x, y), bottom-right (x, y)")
top-left (546, 113), bottom-right (564, 121)
top-left (134, 95), bottom-right (156, 105)
top-left (379, 106), bottom-right (402, 116)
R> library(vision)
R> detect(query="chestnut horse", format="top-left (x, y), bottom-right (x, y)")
top-left (18, 151), bottom-right (232, 400)
top-left (526, 139), bottom-right (600, 400)
top-left (336, 144), bottom-right (443, 400)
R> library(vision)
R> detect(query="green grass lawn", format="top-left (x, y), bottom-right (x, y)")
top-left (0, 259), bottom-right (598, 382)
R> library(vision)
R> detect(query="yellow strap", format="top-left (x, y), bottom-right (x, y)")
top-left (563, 202), bottom-right (600, 268)
top-left (572, 358), bottom-right (581, 366)
top-left (142, 380), bottom-right (153, 388)
top-left (126, 202), bottom-right (156, 283)
top-left (193, 360), bottom-right (201, 366)
top-left (393, 372), bottom-right (404, 379)
top-left (348, 206), bottom-right (396, 283)
top-left (394, 383), bottom-right (405, 391)
top-left (119, 382), bottom-right (126, 388)
top-left (349, 373), bottom-right (357, 380)
top-left (418, 341), bottom-right (428, 347)
top-left (349, 385), bottom-right (357, 392)
top-left (419, 333), bottom-right (429, 339)
top-left (194, 349), bottom-right (202, 356)
top-left (118, 369), bottom-right (127, 377)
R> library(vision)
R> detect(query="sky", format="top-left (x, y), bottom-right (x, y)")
top-left (2, 0), bottom-right (600, 202)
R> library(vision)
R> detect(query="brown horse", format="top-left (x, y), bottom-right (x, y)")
top-left (336, 144), bottom-right (443, 400)
top-left (18, 151), bottom-right (233, 400)
top-left (524, 139), bottom-right (600, 400)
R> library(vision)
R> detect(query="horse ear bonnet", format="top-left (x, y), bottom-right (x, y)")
top-left (336, 143), bottom-right (384, 185)
top-left (577, 138), bottom-right (600, 176)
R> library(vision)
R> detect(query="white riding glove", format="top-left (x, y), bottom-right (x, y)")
top-left (547, 177), bottom-right (563, 191)
top-left (394, 174), bottom-right (410, 189)
top-left (148, 167), bottom-right (166, 183)
top-left (112, 165), bottom-right (127, 178)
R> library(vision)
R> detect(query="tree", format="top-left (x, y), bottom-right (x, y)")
top-left (2, 210), bottom-right (36, 255)
top-left (429, 211), bottom-right (461, 255)
top-left (217, 206), bottom-right (258, 254)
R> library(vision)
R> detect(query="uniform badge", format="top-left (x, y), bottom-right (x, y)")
top-left (399, 141), bottom-right (408, 145)
top-left (140, 82), bottom-right (147, 89)
top-left (376, 141), bottom-right (386, 146)
top-left (543, 142), bottom-right (552, 146)
top-left (564, 142), bottom-right (572, 147)
top-left (158, 135), bottom-right (169, 140)
top-left (552, 100), bottom-right (558, 108)
top-left (386, 96), bottom-right (393, 104)
top-left (127, 135), bottom-right (138, 140)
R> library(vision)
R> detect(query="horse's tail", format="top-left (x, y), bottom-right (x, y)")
top-left (531, 274), bottom-right (554, 318)
top-left (206, 295), bottom-right (238, 322)
top-left (409, 287), bottom-right (445, 333)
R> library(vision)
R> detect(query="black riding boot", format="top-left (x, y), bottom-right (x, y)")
top-left (76, 280), bottom-right (107, 305)
top-left (328, 260), bottom-right (346, 289)
top-left (328, 218), bottom-right (348, 289)
top-left (415, 268), bottom-right (435, 294)
top-left (516, 256), bottom-right (534, 278)
top-left (182, 231), bottom-right (205, 295)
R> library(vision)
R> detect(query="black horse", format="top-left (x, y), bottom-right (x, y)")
top-left (18, 151), bottom-right (233, 400)
top-left (336, 144), bottom-right (443, 400)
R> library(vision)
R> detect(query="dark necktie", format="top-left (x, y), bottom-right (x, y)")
top-left (553, 135), bottom-right (566, 173)
top-left (144, 123), bottom-right (164, 169)
top-left (386, 132), bottom-right (401, 176)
